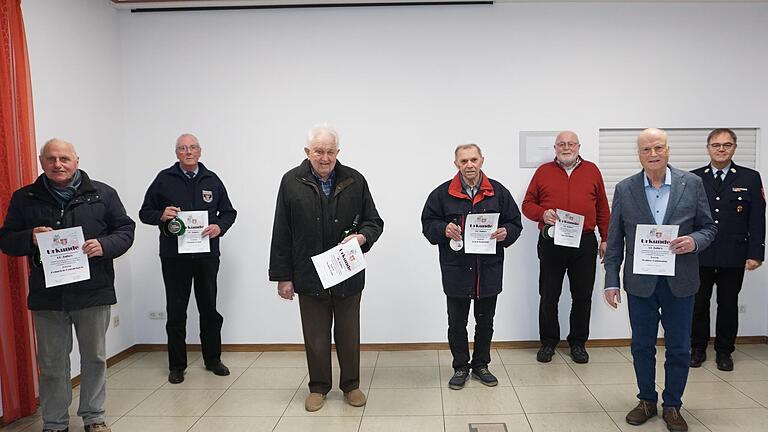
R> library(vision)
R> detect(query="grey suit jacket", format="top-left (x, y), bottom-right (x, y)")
top-left (604, 166), bottom-right (717, 298)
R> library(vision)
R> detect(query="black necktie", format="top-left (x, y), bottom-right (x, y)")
top-left (715, 170), bottom-right (724, 187)
top-left (186, 171), bottom-right (195, 179)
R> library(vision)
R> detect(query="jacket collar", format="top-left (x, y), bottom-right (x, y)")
top-left (30, 170), bottom-right (97, 203)
top-left (169, 161), bottom-right (211, 179)
top-left (448, 171), bottom-right (494, 204)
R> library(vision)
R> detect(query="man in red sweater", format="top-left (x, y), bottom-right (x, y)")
top-left (522, 131), bottom-right (610, 363)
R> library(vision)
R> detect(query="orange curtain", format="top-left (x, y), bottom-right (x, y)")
top-left (0, 0), bottom-right (39, 424)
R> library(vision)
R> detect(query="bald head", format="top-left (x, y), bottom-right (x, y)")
top-left (39, 138), bottom-right (80, 187)
top-left (637, 128), bottom-right (668, 147)
top-left (636, 128), bottom-right (670, 175)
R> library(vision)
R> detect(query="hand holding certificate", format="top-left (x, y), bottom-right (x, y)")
top-left (633, 224), bottom-right (679, 276)
top-left (311, 238), bottom-right (367, 289)
top-left (177, 211), bottom-right (211, 254)
top-left (464, 213), bottom-right (500, 254)
top-left (35, 227), bottom-right (91, 288)
top-left (554, 210), bottom-right (584, 248)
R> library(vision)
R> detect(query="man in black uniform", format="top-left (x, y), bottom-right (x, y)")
top-left (140, 133), bottom-right (237, 384)
top-left (690, 128), bottom-right (765, 371)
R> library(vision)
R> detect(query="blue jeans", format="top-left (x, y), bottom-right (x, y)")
top-left (33, 305), bottom-right (111, 430)
top-left (627, 278), bottom-right (694, 408)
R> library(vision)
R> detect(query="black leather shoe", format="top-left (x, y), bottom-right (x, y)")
top-left (537, 345), bottom-right (555, 363)
top-left (168, 369), bottom-right (185, 384)
top-left (471, 366), bottom-right (498, 386)
top-left (448, 369), bottom-right (469, 390)
top-left (206, 361), bottom-right (231, 376)
top-left (690, 348), bottom-right (706, 368)
top-left (716, 353), bottom-right (734, 371)
top-left (570, 345), bottom-right (589, 363)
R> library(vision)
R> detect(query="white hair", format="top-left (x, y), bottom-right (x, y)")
top-left (307, 124), bottom-right (339, 147)
top-left (40, 138), bottom-right (77, 157)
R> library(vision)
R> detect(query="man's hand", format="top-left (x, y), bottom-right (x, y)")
top-left (669, 235), bottom-right (696, 254)
top-left (277, 281), bottom-right (295, 300)
top-left (160, 206), bottom-right (181, 222)
top-left (31, 226), bottom-right (53, 246)
top-left (599, 241), bottom-right (607, 263)
top-left (604, 288), bottom-right (621, 309)
top-left (201, 224), bottom-right (222, 239)
top-left (341, 234), bottom-right (366, 246)
top-left (445, 222), bottom-right (462, 241)
top-left (542, 209), bottom-right (559, 226)
top-left (82, 239), bottom-right (104, 258)
top-left (746, 259), bottom-right (762, 271)
top-left (490, 228), bottom-right (507, 242)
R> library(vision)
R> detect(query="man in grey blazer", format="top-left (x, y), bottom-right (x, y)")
top-left (604, 128), bottom-right (717, 432)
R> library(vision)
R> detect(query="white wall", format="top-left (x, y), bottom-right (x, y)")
top-left (22, 0), bottom-right (134, 375)
top-left (21, 1), bottom-right (768, 354)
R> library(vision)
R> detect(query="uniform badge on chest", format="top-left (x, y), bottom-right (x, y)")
top-left (736, 205), bottom-right (744, 213)
top-left (202, 190), bottom-right (213, 203)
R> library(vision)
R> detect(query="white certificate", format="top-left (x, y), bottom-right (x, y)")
top-left (633, 224), bottom-right (679, 276)
top-left (311, 238), bottom-right (367, 289)
top-left (554, 209), bottom-right (584, 248)
top-left (464, 213), bottom-right (500, 254)
top-left (35, 227), bottom-right (90, 288)
top-left (177, 211), bottom-right (210, 254)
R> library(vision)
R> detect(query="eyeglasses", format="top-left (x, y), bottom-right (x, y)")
top-left (176, 145), bottom-right (200, 153)
top-left (555, 141), bottom-right (579, 149)
top-left (311, 149), bottom-right (338, 157)
top-left (709, 142), bottom-right (735, 150)
top-left (639, 145), bottom-right (668, 155)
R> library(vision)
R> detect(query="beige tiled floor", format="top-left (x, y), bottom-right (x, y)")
top-left (4, 344), bottom-right (768, 432)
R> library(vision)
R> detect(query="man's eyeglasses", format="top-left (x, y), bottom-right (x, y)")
top-left (709, 142), bottom-right (735, 150)
top-left (176, 145), bottom-right (200, 153)
top-left (639, 145), bottom-right (668, 155)
top-left (555, 141), bottom-right (579, 149)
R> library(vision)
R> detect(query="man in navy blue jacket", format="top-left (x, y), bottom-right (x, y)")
top-left (140, 133), bottom-right (237, 385)
top-left (421, 144), bottom-right (522, 390)
top-left (690, 128), bottom-right (765, 371)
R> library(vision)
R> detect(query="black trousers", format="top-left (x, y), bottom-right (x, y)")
top-left (691, 266), bottom-right (746, 355)
top-left (537, 231), bottom-right (598, 348)
top-left (298, 292), bottom-right (361, 394)
top-left (446, 295), bottom-right (498, 371)
top-left (161, 256), bottom-right (223, 371)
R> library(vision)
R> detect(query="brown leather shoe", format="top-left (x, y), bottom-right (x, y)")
top-left (663, 407), bottom-right (689, 431)
top-left (344, 388), bottom-right (367, 407)
top-left (625, 400), bottom-right (657, 425)
top-left (304, 392), bottom-right (326, 412)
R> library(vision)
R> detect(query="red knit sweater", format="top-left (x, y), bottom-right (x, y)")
top-left (522, 159), bottom-right (610, 240)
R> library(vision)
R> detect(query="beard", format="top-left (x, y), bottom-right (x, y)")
top-left (558, 154), bottom-right (579, 167)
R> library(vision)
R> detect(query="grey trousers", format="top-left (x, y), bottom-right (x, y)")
top-left (33, 305), bottom-right (111, 430)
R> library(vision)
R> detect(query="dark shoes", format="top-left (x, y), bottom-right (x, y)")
top-left (716, 353), bottom-right (734, 371)
top-left (625, 400), bottom-right (657, 425)
top-left (537, 345), bottom-right (555, 363)
top-left (570, 345), bottom-right (589, 363)
top-left (690, 348), bottom-right (706, 368)
top-left (43, 429), bottom-right (69, 432)
top-left (205, 361), bottom-right (231, 376)
top-left (662, 407), bottom-right (689, 431)
top-left (448, 369), bottom-right (469, 390)
top-left (84, 422), bottom-right (112, 432)
top-left (168, 369), bottom-right (185, 384)
top-left (471, 367), bottom-right (499, 387)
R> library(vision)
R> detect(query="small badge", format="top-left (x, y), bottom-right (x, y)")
top-left (736, 205), bottom-right (744, 213)
top-left (202, 190), bottom-right (213, 203)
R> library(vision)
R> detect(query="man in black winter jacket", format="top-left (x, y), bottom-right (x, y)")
top-left (139, 133), bottom-right (237, 385)
top-left (269, 124), bottom-right (383, 412)
top-left (422, 143), bottom-right (522, 391)
top-left (0, 138), bottom-right (135, 432)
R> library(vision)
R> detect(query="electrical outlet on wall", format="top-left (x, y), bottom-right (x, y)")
top-left (149, 311), bottom-right (167, 320)
top-left (112, 315), bottom-right (120, 327)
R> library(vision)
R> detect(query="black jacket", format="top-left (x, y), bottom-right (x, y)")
top-left (269, 159), bottom-right (384, 297)
top-left (692, 163), bottom-right (766, 267)
top-left (0, 171), bottom-right (135, 311)
top-left (421, 172), bottom-right (523, 298)
top-left (139, 162), bottom-right (237, 258)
